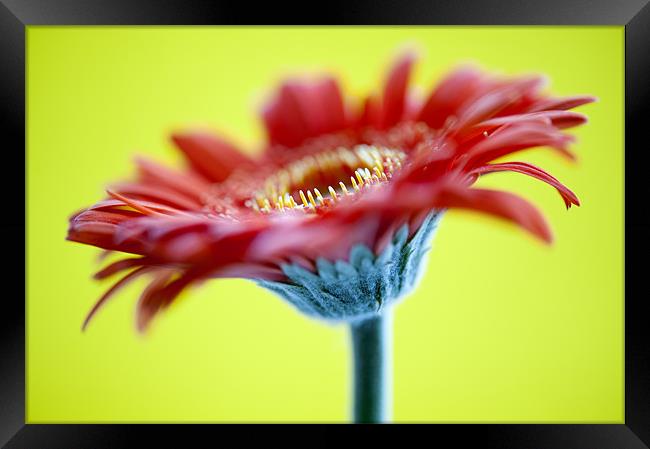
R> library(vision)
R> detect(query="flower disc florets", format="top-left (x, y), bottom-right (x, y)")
top-left (247, 145), bottom-right (406, 215)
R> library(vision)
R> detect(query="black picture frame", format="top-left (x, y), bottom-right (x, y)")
top-left (5, 1), bottom-right (649, 447)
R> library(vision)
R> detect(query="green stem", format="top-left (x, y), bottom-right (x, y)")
top-left (350, 311), bottom-right (392, 423)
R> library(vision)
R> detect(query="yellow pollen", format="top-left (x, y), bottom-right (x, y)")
top-left (355, 171), bottom-right (365, 187)
top-left (313, 188), bottom-right (324, 203)
top-left (299, 190), bottom-right (309, 208)
top-left (351, 176), bottom-right (360, 191)
top-left (248, 144), bottom-right (407, 214)
top-left (328, 186), bottom-right (338, 201)
top-left (307, 190), bottom-right (317, 208)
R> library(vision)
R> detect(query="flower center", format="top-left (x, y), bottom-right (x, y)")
top-left (247, 145), bottom-right (406, 214)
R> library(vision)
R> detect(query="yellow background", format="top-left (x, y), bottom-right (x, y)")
top-left (27, 27), bottom-right (624, 422)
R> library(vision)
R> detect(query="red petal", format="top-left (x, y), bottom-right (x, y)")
top-left (437, 185), bottom-right (553, 243)
top-left (262, 83), bottom-right (310, 147)
top-left (380, 52), bottom-right (416, 129)
top-left (88, 197), bottom-right (189, 216)
top-left (417, 67), bottom-right (484, 129)
top-left (94, 256), bottom-right (154, 280)
top-left (107, 190), bottom-right (165, 216)
top-left (461, 122), bottom-right (575, 168)
top-left (262, 77), bottom-right (346, 147)
top-left (135, 270), bottom-right (175, 333)
top-left (295, 78), bottom-right (347, 136)
top-left (108, 182), bottom-right (202, 210)
top-left (454, 76), bottom-right (546, 129)
top-left (172, 132), bottom-right (253, 182)
top-left (210, 263), bottom-right (286, 281)
top-left (473, 110), bottom-right (588, 131)
top-left (82, 266), bottom-right (152, 331)
top-left (135, 157), bottom-right (210, 201)
top-left (358, 95), bottom-right (382, 128)
top-left (471, 161), bottom-right (580, 208)
top-left (136, 267), bottom-right (208, 332)
top-left (528, 95), bottom-right (597, 112)
top-left (67, 209), bottom-right (142, 252)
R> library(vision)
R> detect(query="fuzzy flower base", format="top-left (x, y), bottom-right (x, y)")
top-left (256, 211), bottom-right (442, 322)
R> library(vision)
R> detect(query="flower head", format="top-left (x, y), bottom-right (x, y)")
top-left (68, 52), bottom-right (594, 331)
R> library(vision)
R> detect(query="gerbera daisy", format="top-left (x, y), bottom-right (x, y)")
top-left (67, 51), bottom-right (593, 423)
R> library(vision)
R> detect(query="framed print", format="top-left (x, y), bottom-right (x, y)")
top-left (5, 0), bottom-right (650, 447)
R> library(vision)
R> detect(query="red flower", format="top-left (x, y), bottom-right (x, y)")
top-left (68, 52), bottom-right (594, 331)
